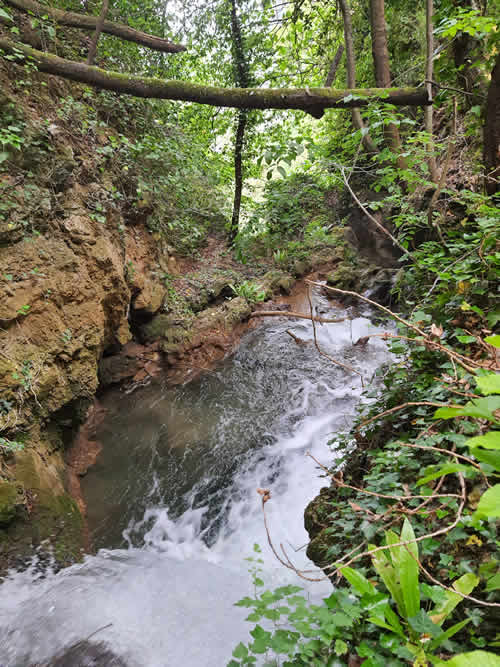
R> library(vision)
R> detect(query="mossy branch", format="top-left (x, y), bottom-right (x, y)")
top-left (0, 37), bottom-right (430, 115)
top-left (3, 0), bottom-right (185, 53)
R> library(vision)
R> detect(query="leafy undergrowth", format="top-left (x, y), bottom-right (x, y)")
top-left (229, 146), bottom-right (500, 665)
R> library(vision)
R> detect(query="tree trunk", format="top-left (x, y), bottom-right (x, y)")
top-left (338, 0), bottom-right (378, 153)
top-left (229, 0), bottom-right (251, 240)
top-left (0, 38), bottom-right (429, 112)
top-left (86, 0), bottom-right (110, 65)
top-left (484, 51), bottom-right (500, 196)
top-left (4, 0), bottom-right (185, 52)
top-left (231, 111), bottom-right (247, 239)
top-left (324, 45), bottom-right (344, 87)
top-left (425, 0), bottom-right (438, 182)
top-left (369, 0), bottom-right (405, 167)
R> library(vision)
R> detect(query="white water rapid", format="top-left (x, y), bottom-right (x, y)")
top-left (0, 286), bottom-right (393, 666)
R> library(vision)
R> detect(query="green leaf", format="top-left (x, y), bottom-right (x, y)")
top-left (428, 618), bottom-right (472, 651)
top-left (370, 543), bottom-right (405, 617)
top-left (466, 432), bottom-right (500, 449)
top-left (232, 642), bottom-right (248, 659)
top-left (442, 651), bottom-right (500, 666)
top-left (338, 565), bottom-right (377, 596)
top-left (399, 519), bottom-right (420, 619)
top-left (417, 463), bottom-right (469, 486)
top-left (476, 374), bottom-right (500, 396)
top-left (485, 572), bottom-right (500, 592)
top-left (407, 609), bottom-right (440, 637)
top-left (470, 447), bottom-right (500, 471)
top-left (434, 397), bottom-right (500, 422)
top-left (430, 573), bottom-right (479, 625)
top-left (277, 165), bottom-right (286, 178)
top-left (484, 335), bottom-right (500, 348)
top-left (474, 484), bottom-right (500, 520)
top-left (334, 639), bottom-right (348, 656)
top-left (0, 6), bottom-right (13, 20)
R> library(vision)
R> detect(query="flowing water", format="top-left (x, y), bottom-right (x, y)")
top-left (0, 286), bottom-right (392, 666)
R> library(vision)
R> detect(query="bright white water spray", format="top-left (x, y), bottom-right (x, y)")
top-left (0, 287), bottom-right (392, 666)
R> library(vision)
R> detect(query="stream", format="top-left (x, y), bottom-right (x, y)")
top-left (0, 285), bottom-right (392, 666)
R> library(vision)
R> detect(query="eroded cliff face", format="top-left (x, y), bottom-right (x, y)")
top-left (0, 184), bottom-right (173, 567)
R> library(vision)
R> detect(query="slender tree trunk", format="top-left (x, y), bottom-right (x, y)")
top-left (425, 0), bottom-right (438, 182)
top-left (86, 0), bottom-right (110, 65)
top-left (229, 0), bottom-right (251, 240)
top-left (231, 111), bottom-right (247, 238)
top-left (369, 0), bottom-right (405, 168)
top-left (484, 51), bottom-right (500, 196)
top-left (338, 0), bottom-right (378, 153)
top-left (324, 45), bottom-right (344, 87)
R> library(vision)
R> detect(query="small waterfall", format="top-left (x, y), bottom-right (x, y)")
top-left (0, 286), bottom-right (392, 666)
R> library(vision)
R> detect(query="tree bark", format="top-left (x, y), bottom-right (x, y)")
top-left (86, 0), bottom-right (110, 65)
top-left (425, 0), bottom-right (438, 182)
top-left (338, 0), bottom-right (378, 153)
top-left (369, 0), bottom-right (405, 167)
top-left (484, 51), bottom-right (500, 196)
top-left (0, 38), bottom-right (429, 113)
top-left (229, 0), bottom-right (251, 240)
top-left (324, 45), bottom-right (344, 87)
top-left (4, 0), bottom-right (185, 53)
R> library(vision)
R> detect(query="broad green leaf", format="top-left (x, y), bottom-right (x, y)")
top-left (399, 519), bottom-right (420, 619)
top-left (370, 545), bottom-right (405, 617)
top-left (417, 463), bottom-right (469, 486)
top-left (428, 618), bottom-right (472, 651)
top-left (466, 431), bottom-right (500, 449)
top-left (476, 373), bottom-right (500, 396)
top-left (485, 571), bottom-right (500, 592)
top-left (485, 335), bottom-right (500, 348)
top-left (368, 615), bottom-right (405, 637)
top-left (430, 573), bottom-right (479, 625)
top-left (338, 565), bottom-right (377, 596)
top-left (470, 447), bottom-right (500, 470)
top-left (434, 397), bottom-right (500, 422)
top-left (441, 651), bottom-right (500, 666)
top-left (474, 484), bottom-right (500, 519)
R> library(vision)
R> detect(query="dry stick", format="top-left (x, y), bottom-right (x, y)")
top-left (250, 310), bottom-right (346, 324)
top-left (305, 287), bottom-right (364, 382)
top-left (398, 440), bottom-right (489, 482)
top-left (309, 281), bottom-right (488, 373)
top-left (416, 554), bottom-right (500, 608)
top-left (340, 167), bottom-right (409, 256)
top-left (307, 451), bottom-right (462, 501)
top-left (356, 400), bottom-right (461, 432)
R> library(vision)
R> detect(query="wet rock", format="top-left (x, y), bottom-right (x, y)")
top-left (43, 640), bottom-right (127, 666)
top-left (0, 481), bottom-right (19, 525)
top-left (259, 270), bottom-right (295, 296)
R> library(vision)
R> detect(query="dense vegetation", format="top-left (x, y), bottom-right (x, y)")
top-left (0, 0), bottom-right (499, 664)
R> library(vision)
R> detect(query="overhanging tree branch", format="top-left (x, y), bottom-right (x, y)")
top-left (0, 38), bottom-right (430, 114)
top-left (3, 0), bottom-right (186, 53)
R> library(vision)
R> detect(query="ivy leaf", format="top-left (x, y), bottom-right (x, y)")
top-left (232, 642), bottom-right (248, 659)
top-left (407, 609), bottom-right (441, 637)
